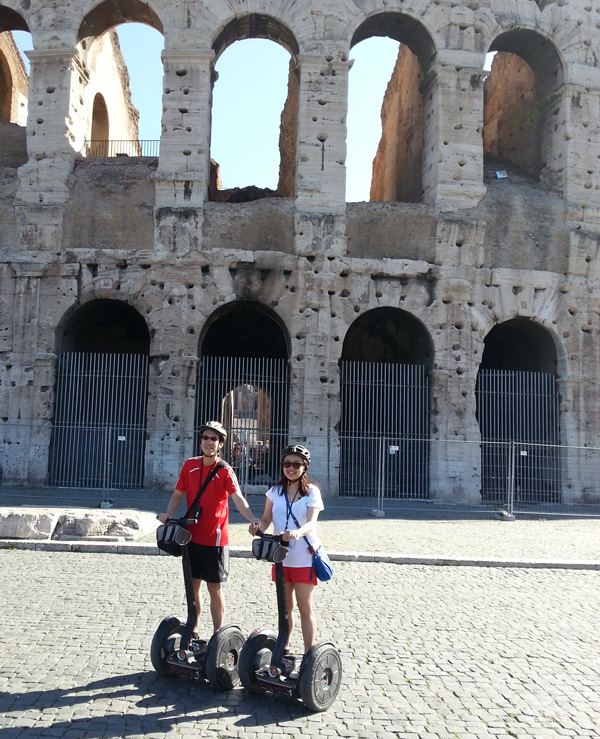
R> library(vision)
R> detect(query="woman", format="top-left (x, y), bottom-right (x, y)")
top-left (249, 444), bottom-right (323, 654)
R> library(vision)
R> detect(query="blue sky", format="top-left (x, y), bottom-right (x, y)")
top-left (12, 28), bottom-right (493, 202)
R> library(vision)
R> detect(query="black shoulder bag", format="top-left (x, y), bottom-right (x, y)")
top-left (157, 461), bottom-right (225, 557)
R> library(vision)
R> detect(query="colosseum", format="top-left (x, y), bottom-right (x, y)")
top-left (1, 0), bottom-right (599, 512)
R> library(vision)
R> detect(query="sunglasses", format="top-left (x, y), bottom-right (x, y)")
top-left (282, 461), bottom-right (303, 469)
top-left (202, 434), bottom-right (220, 442)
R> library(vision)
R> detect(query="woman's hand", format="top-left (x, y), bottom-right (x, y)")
top-left (282, 529), bottom-right (299, 542)
top-left (157, 513), bottom-right (169, 524)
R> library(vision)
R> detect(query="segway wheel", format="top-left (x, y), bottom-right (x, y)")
top-left (204, 625), bottom-right (246, 690)
top-left (239, 630), bottom-right (277, 693)
top-left (298, 643), bottom-right (342, 712)
top-left (150, 616), bottom-right (185, 676)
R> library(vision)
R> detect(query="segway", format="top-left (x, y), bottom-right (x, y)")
top-left (150, 516), bottom-right (245, 690)
top-left (239, 532), bottom-right (342, 712)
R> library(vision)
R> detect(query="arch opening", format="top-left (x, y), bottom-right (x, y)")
top-left (0, 31), bottom-right (28, 131)
top-left (210, 33), bottom-right (297, 202)
top-left (57, 298), bottom-right (150, 354)
top-left (476, 318), bottom-right (561, 505)
top-left (50, 300), bottom-right (150, 491)
top-left (484, 30), bottom-right (563, 185)
top-left (347, 15), bottom-right (435, 204)
top-left (196, 302), bottom-right (290, 488)
top-left (339, 308), bottom-right (432, 499)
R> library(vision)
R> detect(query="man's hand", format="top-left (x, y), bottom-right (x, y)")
top-left (249, 518), bottom-right (262, 535)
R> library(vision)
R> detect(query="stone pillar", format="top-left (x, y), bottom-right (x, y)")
top-left (145, 352), bottom-right (198, 490)
top-left (551, 64), bottom-right (600, 224)
top-left (18, 50), bottom-right (82, 204)
top-left (422, 51), bottom-right (487, 211)
top-left (153, 49), bottom-right (213, 209)
top-left (286, 260), bottom-right (338, 495)
top-left (294, 54), bottom-right (350, 258)
top-left (0, 262), bottom-right (58, 485)
top-left (428, 276), bottom-right (483, 504)
top-left (153, 49), bottom-right (214, 258)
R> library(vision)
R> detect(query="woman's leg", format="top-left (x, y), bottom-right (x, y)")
top-left (294, 583), bottom-right (316, 653)
top-left (284, 582), bottom-right (296, 649)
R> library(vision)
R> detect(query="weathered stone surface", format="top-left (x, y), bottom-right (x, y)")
top-left (52, 511), bottom-right (158, 541)
top-left (0, 508), bottom-right (158, 541)
top-left (0, 510), bottom-right (59, 539)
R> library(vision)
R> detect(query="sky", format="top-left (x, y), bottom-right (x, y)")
top-left (12, 28), bottom-right (493, 202)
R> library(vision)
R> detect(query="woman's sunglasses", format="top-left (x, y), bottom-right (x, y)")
top-left (282, 461), bottom-right (303, 469)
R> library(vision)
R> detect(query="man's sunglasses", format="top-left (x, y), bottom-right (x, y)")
top-left (282, 461), bottom-right (303, 469)
top-left (202, 434), bottom-right (220, 442)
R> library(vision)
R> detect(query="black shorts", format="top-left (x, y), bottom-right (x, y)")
top-left (188, 543), bottom-right (229, 583)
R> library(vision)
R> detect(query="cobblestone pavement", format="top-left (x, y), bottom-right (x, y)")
top-left (1, 548), bottom-right (600, 739)
top-left (228, 500), bottom-right (600, 563)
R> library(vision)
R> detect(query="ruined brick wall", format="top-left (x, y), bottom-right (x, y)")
top-left (484, 52), bottom-right (541, 178)
top-left (370, 45), bottom-right (423, 203)
top-left (0, 31), bottom-right (28, 125)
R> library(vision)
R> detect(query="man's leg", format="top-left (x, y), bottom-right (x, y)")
top-left (192, 578), bottom-right (203, 632)
top-left (206, 581), bottom-right (225, 631)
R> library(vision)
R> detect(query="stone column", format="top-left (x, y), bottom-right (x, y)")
top-left (1, 261), bottom-right (58, 485)
top-left (428, 276), bottom-right (483, 504)
top-left (286, 260), bottom-right (339, 495)
top-left (552, 63), bottom-right (600, 225)
top-left (18, 49), bottom-right (82, 205)
top-left (294, 54), bottom-right (350, 257)
top-left (145, 352), bottom-right (199, 490)
top-left (154, 49), bottom-right (213, 208)
top-left (422, 51), bottom-right (487, 211)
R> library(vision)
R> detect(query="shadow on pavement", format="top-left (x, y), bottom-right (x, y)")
top-left (1, 670), bottom-right (311, 737)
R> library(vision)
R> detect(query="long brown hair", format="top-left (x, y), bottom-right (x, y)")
top-left (275, 460), bottom-right (313, 497)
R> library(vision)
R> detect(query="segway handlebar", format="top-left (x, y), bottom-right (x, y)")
top-left (251, 531), bottom-right (289, 563)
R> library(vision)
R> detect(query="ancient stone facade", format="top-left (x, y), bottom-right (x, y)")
top-left (1, 0), bottom-right (600, 506)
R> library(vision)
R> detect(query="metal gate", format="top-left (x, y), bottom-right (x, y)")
top-left (339, 361), bottom-right (430, 498)
top-left (476, 369), bottom-right (561, 503)
top-left (48, 352), bottom-right (149, 489)
top-left (195, 356), bottom-right (289, 488)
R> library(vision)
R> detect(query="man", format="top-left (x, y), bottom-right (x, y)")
top-left (158, 421), bottom-right (260, 634)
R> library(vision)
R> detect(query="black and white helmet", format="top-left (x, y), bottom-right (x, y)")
top-left (199, 420), bottom-right (227, 443)
top-left (281, 444), bottom-right (311, 467)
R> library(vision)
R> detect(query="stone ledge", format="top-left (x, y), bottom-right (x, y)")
top-left (1, 538), bottom-right (598, 570)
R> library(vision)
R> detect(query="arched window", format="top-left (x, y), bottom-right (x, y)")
top-left (483, 30), bottom-right (563, 185)
top-left (78, 1), bottom-right (164, 157)
top-left (347, 13), bottom-right (436, 204)
top-left (209, 15), bottom-right (299, 202)
top-left (0, 26), bottom-right (29, 126)
top-left (90, 92), bottom-right (109, 156)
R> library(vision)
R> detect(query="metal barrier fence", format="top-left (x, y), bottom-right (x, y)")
top-left (1, 422), bottom-right (600, 516)
top-left (82, 140), bottom-right (160, 157)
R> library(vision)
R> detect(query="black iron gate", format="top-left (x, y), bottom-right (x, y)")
top-left (476, 369), bottom-right (561, 503)
top-left (48, 352), bottom-right (149, 489)
top-left (195, 356), bottom-right (289, 488)
top-left (339, 361), bottom-right (430, 498)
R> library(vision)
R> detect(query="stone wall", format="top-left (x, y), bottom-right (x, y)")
top-left (370, 45), bottom-right (423, 203)
top-left (0, 0), bottom-right (600, 505)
